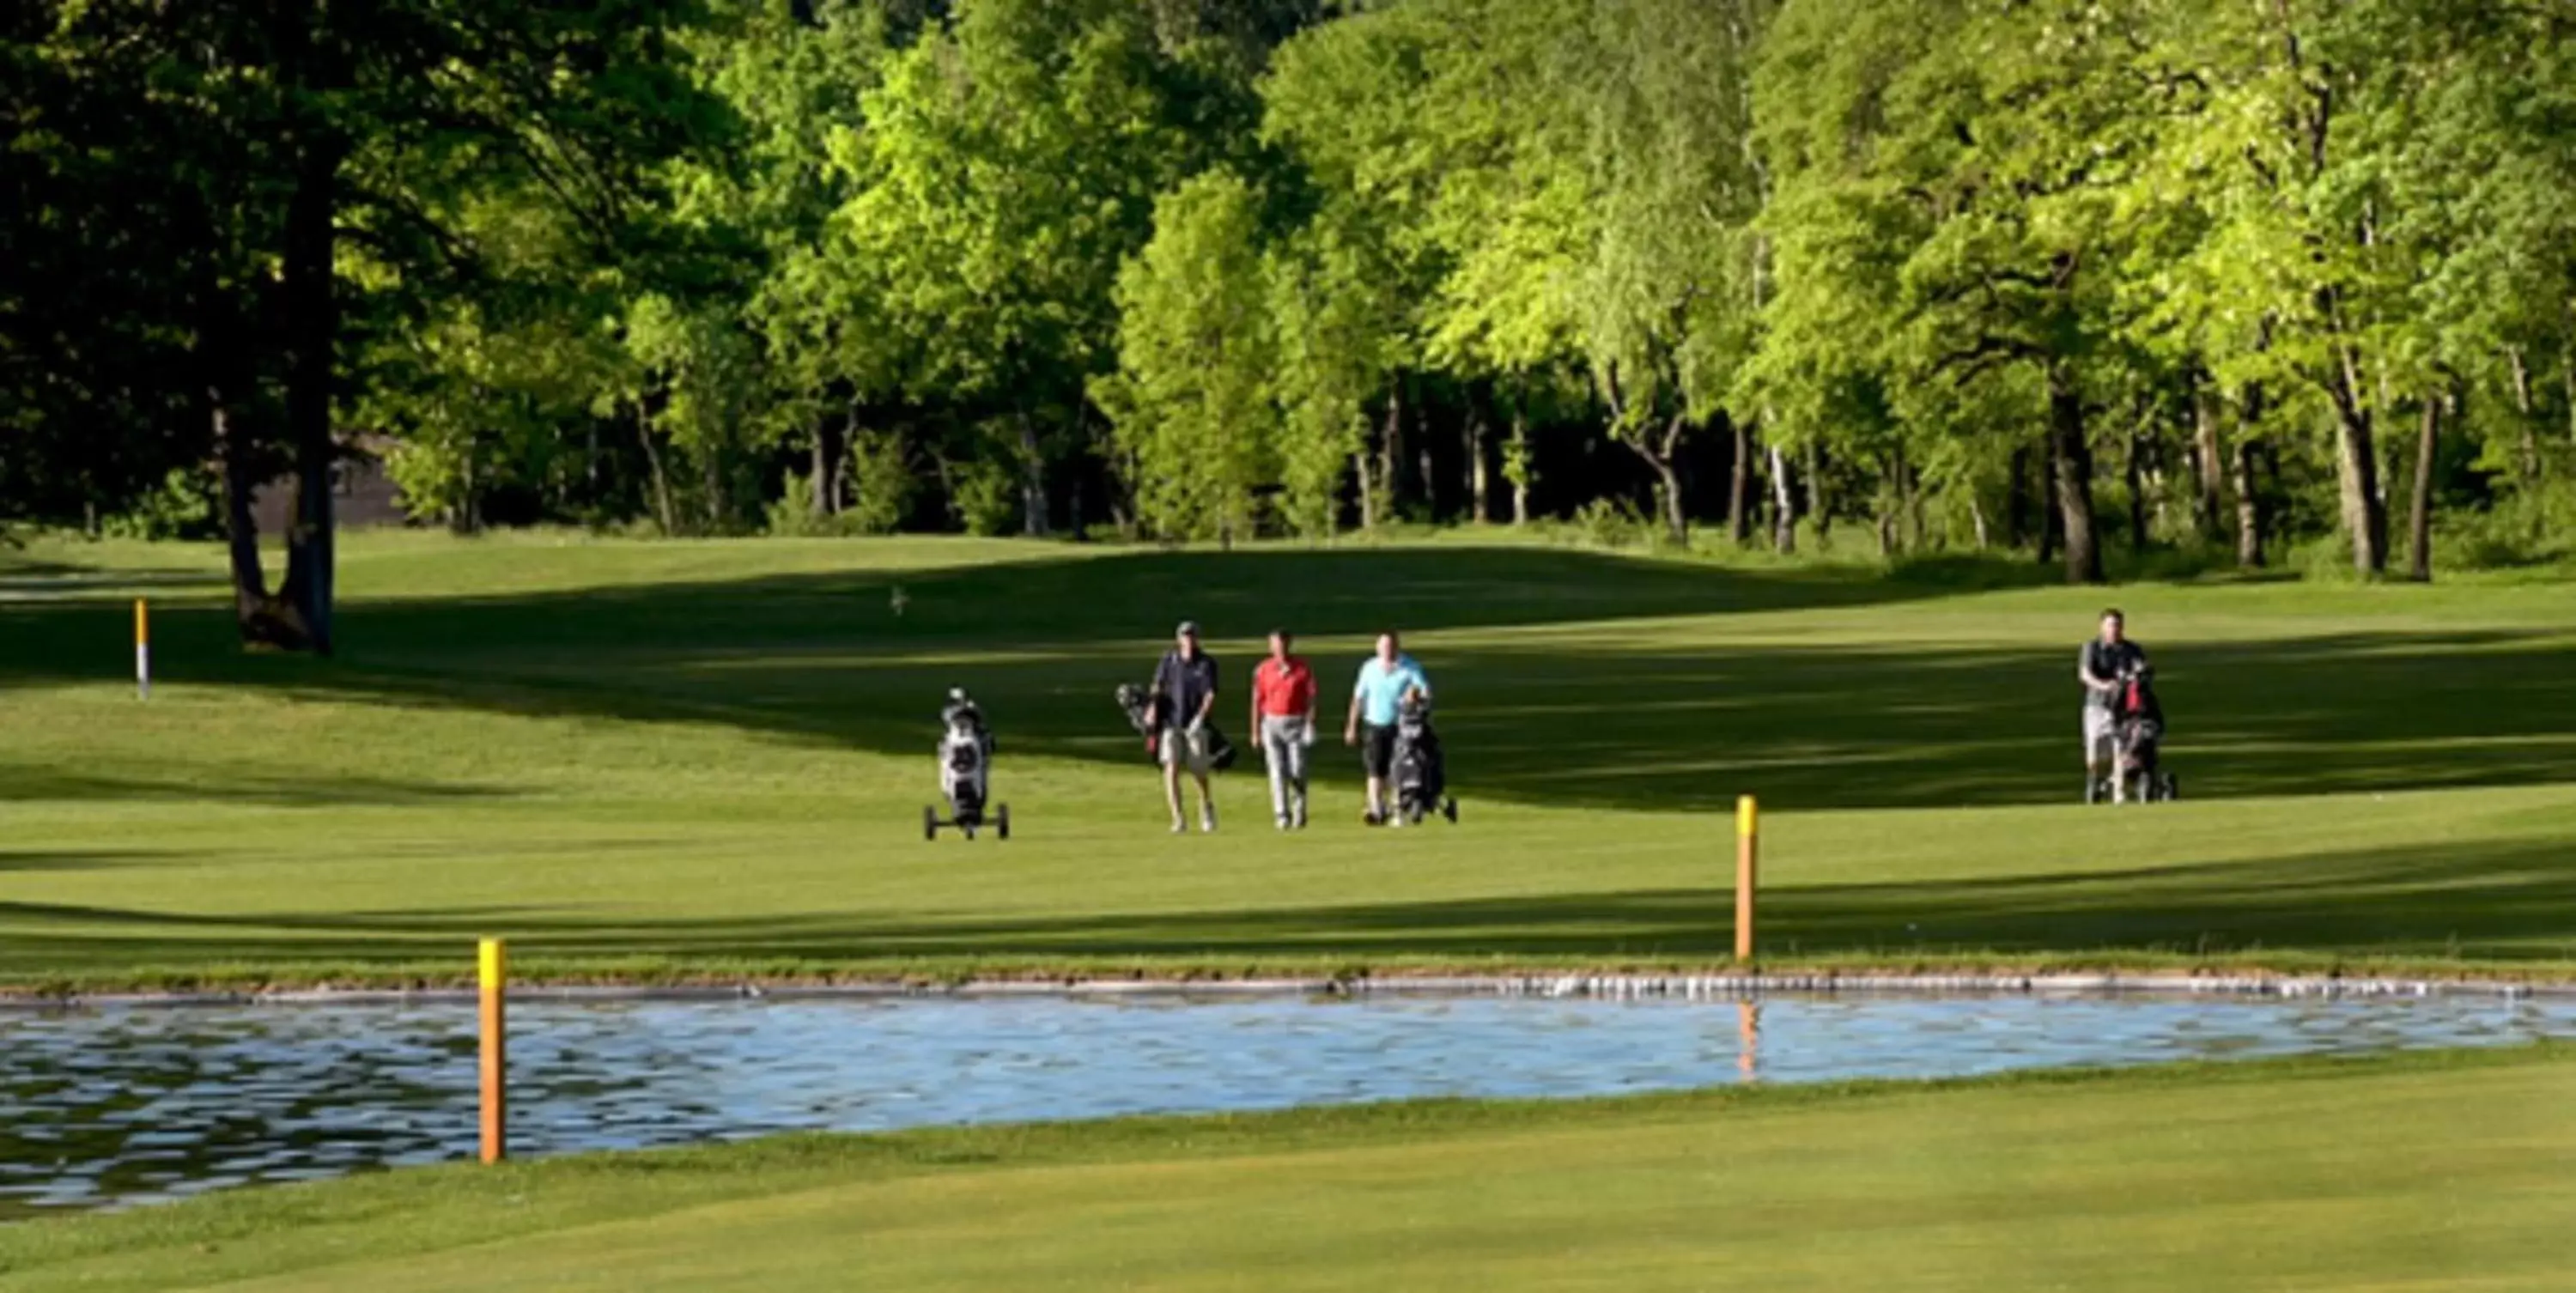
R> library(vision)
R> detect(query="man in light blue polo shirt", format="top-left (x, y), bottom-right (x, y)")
top-left (1343, 630), bottom-right (1431, 826)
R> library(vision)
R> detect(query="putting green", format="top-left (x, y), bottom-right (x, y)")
top-left (7, 1047), bottom-right (2572, 1291)
top-left (3, 532), bottom-right (2575, 986)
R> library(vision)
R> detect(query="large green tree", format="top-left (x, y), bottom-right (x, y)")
top-left (1101, 169), bottom-right (1278, 543)
top-left (16, 0), bottom-right (714, 649)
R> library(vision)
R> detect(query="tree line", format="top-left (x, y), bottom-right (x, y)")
top-left (6, 0), bottom-right (2573, 650)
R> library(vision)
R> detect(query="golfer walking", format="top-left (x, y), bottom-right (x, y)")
top-left (1344, 631), bottom-right (1431, 826)
top-left (1151, 621), bottom-right (1221, 833)
top-left (2077, 608), bottom-right (2149, 802)
top-left (1250, 629), bottom-right (1317, 830)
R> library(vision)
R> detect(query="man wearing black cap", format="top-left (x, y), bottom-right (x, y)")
top-left (1150, 621), bottom-right (1221, 833)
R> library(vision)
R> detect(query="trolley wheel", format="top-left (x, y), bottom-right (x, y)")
top-left (996, 804), bottom-right (1011, 841)
top-left (924, 804), bottom-right (939, 840)
top-left (1443, 798), bottom-right (1459, 823)
top-left (2160, 773), bottom-right (2179, 802)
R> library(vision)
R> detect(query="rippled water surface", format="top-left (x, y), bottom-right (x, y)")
top-left (4, 991), bottom-right (2569, 1219)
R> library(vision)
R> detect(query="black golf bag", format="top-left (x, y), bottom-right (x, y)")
top-left (927, 689), bottom-right (1008, 839)
top-left (2106, 666), bottom-right (2177, 804)
top-left (1390, 693), bottom-right (1458, 825)
top-left (1114, 683), bottom-right (1237, 770)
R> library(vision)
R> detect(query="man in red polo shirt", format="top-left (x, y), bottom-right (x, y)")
top-left (1249, 628), bottom-right (1318, 830)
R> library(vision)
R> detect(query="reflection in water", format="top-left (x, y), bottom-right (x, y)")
top-left (1739, 1001), bottom-right (1759, 1081)
top-left (2, 992), bottom-right (2567, 1220)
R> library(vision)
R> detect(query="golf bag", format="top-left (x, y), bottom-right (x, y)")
top-left (2102, 665), bottom-right (2178, 804)
top-left (1390, 693), bottom-right (1458, 825)
top-left (927, 689), bottom-right (1008, 840)
top-left (1114, 683), bottom-right (1238, 770)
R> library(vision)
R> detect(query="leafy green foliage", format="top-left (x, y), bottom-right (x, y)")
top-left (9, 0), bottom-right (2574, 587)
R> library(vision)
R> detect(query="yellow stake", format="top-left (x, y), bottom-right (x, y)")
top-left (1734, 796), bottom-right (1758, 962)
top-left (134, 598), bottom-right (150, 700)
top-left (479, 938), bottom-right (507, 1163)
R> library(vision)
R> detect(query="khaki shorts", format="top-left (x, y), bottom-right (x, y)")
top-left (2083, 708), bottom-right (2117, 762)
top-left (1159, 725), bottom-right (1215, 774)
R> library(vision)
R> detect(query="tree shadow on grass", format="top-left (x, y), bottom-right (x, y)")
top-left (2, 545), bottom-right (2573, 813)
top-left (6, 837), bottom-right (2571, 973)
top-left (0, 850), bottom-right (174, 876)
top-left (0, 767), bottom-right (521, 808)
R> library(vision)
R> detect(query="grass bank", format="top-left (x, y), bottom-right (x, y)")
top-left (5, 1043), bottom-right (2570, 1291)
top-left (5, 531), bottom-right (2575, 990)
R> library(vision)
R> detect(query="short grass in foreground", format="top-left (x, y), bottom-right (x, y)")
top-left (4, 531), bottom-right (2576, 986)
top-left (6, 1044), bottom-right (2572, 1291)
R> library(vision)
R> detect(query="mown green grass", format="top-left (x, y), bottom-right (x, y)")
top-left (5, 1044), bottom-right (2571, 1291)
top-left (5, 531), bottom-right (2576, 987)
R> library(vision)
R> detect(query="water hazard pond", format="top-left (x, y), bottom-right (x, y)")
top-left (5, 988), bottom-right (2572, 1219)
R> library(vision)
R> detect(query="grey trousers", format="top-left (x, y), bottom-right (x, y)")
top-left (1261, 715), bottom-right (1310, 822)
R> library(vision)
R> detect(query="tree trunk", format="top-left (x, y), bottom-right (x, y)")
top-left (272, 136), bottom-right (342, 655)
top-left (1876, 454), bottom-right (1903, 558)
top-left (1466, 404), bottom-right (1489, 524)
top-left (1908, 454), bottom-right (1930, 550)
top-left (2507, 346), bottom-right (2538, 484)
top-left (636, 400), bottom-right (677, 535)
top-left (1017, 411), bottom-right (1048, 537)
top-left (1354, 449), bottom-right (1377, 531)
top-left (1414, 398), bottom-right (1437, 521)
top-left (1767, 442), bottom-right (1795, 553)
top-left (2564, 338), bottom-right (2575, 446)
top-left (2328, 348), bottom-right (2389, 575)
top-left (452, 442), bottom-right (480, 535)
top-left (1632, 413), bottom-right (1690, 546)
top-left (2123, 423), bottom-right (2149, 553)
top-left (213, 384), bottom-right (285, 643)
top-left (2039, 440), bottom-right (2063, 568)
top-left (2047, 362), bottom-right (2103, 584)
top-left (811, 416), bottom-right (840, 519)
top-left (2191, 383), bottom-right (2226, 540)
top-left (1379, 385), bottom-right (1404, 517)
top-left (2226, 442), bottom-right (2261, 570)
top-left (1806, 445), bottom-right (1831, 550)
top-left (2004, 446), bottom-right (2032, 549)
top-left (1652, 457), bottom-right (1686, 545)
top-left (2407, 395), bottom-right (2440, 582)
top-left (1507, 406), bottom-right (1530, 525)
top-left (1727, 415), bottom-right (1753, 544)
top-left (702, 444), bottom-right (728, 531)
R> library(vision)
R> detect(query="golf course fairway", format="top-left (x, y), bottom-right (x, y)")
top-left (4, 532), bottom-right (2574, 986)
top-left (5, 1047), bottom-right (2571, 1291)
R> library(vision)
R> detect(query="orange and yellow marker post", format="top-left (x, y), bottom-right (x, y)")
top-left (133, 598), bottom-right (150, 700)
top-left (479, 938), bottom-right (507, 1164)
top-left (1734, 795), bottom-right (1759, 962)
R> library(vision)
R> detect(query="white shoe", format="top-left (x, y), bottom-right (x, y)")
top-left (1200, 806), bottom-right (1218, 834)
top-left (1170, 818), bottom-right (1186, 834)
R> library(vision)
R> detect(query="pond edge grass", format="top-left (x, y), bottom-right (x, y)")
top-left (5, 1038), bottom-right (2570, 1284)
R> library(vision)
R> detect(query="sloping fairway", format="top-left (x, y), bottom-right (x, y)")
top-left (6, 1047), bottom-right (2572, 1291)
top-left (4, 532), bottom-right (2576, 985)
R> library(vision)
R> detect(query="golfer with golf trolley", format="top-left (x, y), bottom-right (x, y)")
top-left (1251, 629), bottom-right (1317, 831)
top-left (2079, 609), bottom-right (2151, 804)
top-left (1150, 621), bottom-right (1223, 834)
top-left (1345, 631), bottom-right (1431, 826)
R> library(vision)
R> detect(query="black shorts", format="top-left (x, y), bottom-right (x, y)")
top-left (1360, 722), bottom-right (1397, 779)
